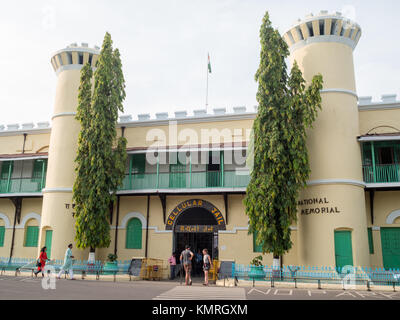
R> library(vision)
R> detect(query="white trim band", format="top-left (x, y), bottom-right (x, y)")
top-left (0, 213), bottom-right (12, 229)
top-left (307, 179), bottom-right (366, 188)
top-left (320, 88), bottom-right (358, 99)
top-left (358, 136), bottom-right (400, 142)
top-left (52, 112), bottom-right (77, 120)
top-left (55, 64), bottom-right (84, 76)
top-left (386, 210), bottom-right (400, 225)
top-left (15, 212), bottom-right (41, 229)
top-left (289, 35), bottom-right (358, 52)
top-left (42, 187), bottom-right (73, 194)
top-left (219, 226), bottom-right (248, 234)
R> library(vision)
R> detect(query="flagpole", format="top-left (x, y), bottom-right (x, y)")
top-left (206, 53), bottom-right (209, 111)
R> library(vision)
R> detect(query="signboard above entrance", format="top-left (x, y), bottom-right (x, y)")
top-left (166, 199), bottom-right (226, 231)
top-left (175, 225), bottom-right (218, 233)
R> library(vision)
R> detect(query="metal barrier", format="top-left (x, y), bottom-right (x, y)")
top-left (209, 260), bottom-right (221, 283)
top-left (232, 264), bottom-right (400, 291)
top-left (139, 258), bottom-right (168, 280)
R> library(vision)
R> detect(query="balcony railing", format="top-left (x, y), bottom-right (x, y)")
top-left (0, 177), bottom-right (46, 194)
top-left (119, 170), bottom-right (250, 191)
top-left (362, 164), bottom-right (400, 184)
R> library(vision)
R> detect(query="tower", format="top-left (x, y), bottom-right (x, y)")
top-left (39, 44), bottom-right (100, 260)
top-left (283, 11), bottom-right (370, 267)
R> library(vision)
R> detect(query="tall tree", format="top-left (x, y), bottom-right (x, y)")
top-left (244, 12), bottom-right (323, 267)
top-left (73, 33), bottom-right (127, 260)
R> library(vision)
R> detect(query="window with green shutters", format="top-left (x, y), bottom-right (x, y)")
top-left (24, 226), bottom-right (39, 247)
top-left (253, 230), bottom-right (263, 253)
top-left (32, 159), bottom-right (46, 179)
top-left (1, 161), bottom-right (12, 179)
top-left (169, 153), bottom-right (187, 188)
top-left (131, 154), bottom-right (146, 175)
top-left (368, 228), bottom-right (374, 254)
top-left (126, 218), bottom-right (142, 249)
top-left (0, 226), bottom-right (5, 247)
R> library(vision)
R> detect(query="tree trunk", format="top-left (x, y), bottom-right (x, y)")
top-left (88, 247), bottom-right (96, 263)
top-left (272, 255), bottom-right (280, 279)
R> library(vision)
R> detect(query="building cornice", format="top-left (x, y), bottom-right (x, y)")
top-left (117, 113), bottom-right (257, 129)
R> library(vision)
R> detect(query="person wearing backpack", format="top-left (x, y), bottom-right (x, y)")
top-left (180, 244), bottom-right (194, 285)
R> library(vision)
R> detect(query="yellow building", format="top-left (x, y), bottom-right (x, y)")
top-left (0, 11), bottom-right (399, 270)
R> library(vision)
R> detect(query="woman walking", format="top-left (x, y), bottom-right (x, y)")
top-left (34, 246), bottom-right (49, 277)
top-left (202, 248), bottom-right (212, 286)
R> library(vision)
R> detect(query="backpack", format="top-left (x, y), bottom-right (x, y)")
top-left (181, 249), bottom-right (191, 264)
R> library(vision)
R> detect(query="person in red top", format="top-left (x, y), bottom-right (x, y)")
top-left (34, 246), bottom-right (49, 277)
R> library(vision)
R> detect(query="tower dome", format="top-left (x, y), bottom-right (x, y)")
top-left (283, 11), bottom-right (361, 53)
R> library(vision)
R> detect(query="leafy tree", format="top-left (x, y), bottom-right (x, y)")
top-left (73, 33), bottom-right (127, 258)
top-left (244, 12), bottom-right (323, 265)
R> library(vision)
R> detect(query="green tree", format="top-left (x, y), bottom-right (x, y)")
top-left (244, 12), bottom-right (323, 266)
top-left (73, 32), bottom-right (127, 259)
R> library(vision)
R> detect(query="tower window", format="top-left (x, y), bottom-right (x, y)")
top-left (78, 53), bottom-right (84, 65)
top-left (296, 26), bottom-right (304, 40)
top-left (67, 52), bottom-right (73, 65)
top-left (319, 20), bottom-right (325, 35)
top-left (306, 22), bottom-right (314, 37)
top-left (57, 55), bottom-right (63, 66)
top-left (331, 19), bottom-right (338, 35)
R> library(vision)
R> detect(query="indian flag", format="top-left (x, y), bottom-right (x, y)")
top-left (208, 53), bottom-right (212, 73)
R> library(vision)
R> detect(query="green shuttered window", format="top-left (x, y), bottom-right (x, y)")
top-left (25, 226), bottom-right (39, 247)
top-left (0, 226), bottom-right (5, 247)
top-left (131, 154), bottom-right (146, 175)
top-left (1, 161), bottom-right (12, 179)
top-left (126, 218), bottom-right (142, 249)
top-left (368, 228), bottom-right (374, 254)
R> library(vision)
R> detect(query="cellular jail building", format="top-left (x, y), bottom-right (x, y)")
top-left (0, 11), bottom-right (399, 270)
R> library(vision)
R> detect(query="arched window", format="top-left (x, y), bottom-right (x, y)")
top-left (126, 218), bottom-right (142, 249)
top-left (24, 219), bottom-right (39, 247)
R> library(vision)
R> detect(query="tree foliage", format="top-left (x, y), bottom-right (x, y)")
top-left (73, 32), bottom-right (127, 251)
top-left (244, 12), bottom-right (323, 258)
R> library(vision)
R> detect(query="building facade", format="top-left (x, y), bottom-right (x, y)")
top-left (0, 11), bottom-right (399, 269)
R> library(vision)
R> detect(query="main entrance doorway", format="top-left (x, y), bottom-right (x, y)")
top-left (173, 206), bottom-right (219, 260)
top-left (167, 199), bottom-right (226, 277)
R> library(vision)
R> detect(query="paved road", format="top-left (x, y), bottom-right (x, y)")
top-left (0, 275), bottom-right (399, 300)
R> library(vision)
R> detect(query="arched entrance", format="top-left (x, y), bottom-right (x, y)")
top-left (166, 199), bottom-right (225, 273)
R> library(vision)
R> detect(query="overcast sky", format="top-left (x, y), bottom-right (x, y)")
top-left (0, 0), bottom-right (399, 125)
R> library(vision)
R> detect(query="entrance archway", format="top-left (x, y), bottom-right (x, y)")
top-left (166, 199), bottom-right (225, 275)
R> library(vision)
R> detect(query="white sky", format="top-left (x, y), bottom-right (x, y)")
top-left (0, 0), bottom-right (399, 125)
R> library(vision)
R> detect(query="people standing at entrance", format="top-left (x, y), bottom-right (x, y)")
top-left (180, 245), bottom-right (194, 285)
top-left (57, 244), bottom-right (75, 280)
top-left (195, 249), bottom-right (203, 276)
top-left (34, 246), bottom-right (49, 277)
top-left (168, 252), bottom-right (178, 280)
top-left (202, 248), bottom-right (212, 286)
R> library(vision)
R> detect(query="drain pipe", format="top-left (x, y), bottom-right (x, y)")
top-left (145, 195), bottom-right (150, 258)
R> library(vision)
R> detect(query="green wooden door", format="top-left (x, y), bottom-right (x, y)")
top-left (0, 226), bottom-right (5, 247)
top-left (334, 231), bottom-right (353, 268)
top-left (45, 230), bottom-right (53, 259)
top-left (381, 228), bottom-right (400, 270)
top-left (126, 218), bottom-right (142, 249)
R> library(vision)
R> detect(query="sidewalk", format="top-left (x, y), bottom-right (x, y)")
top-left (215, 277), bottom-right (399, 293)
top-left (3, 270), bottom-right (398, 293)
